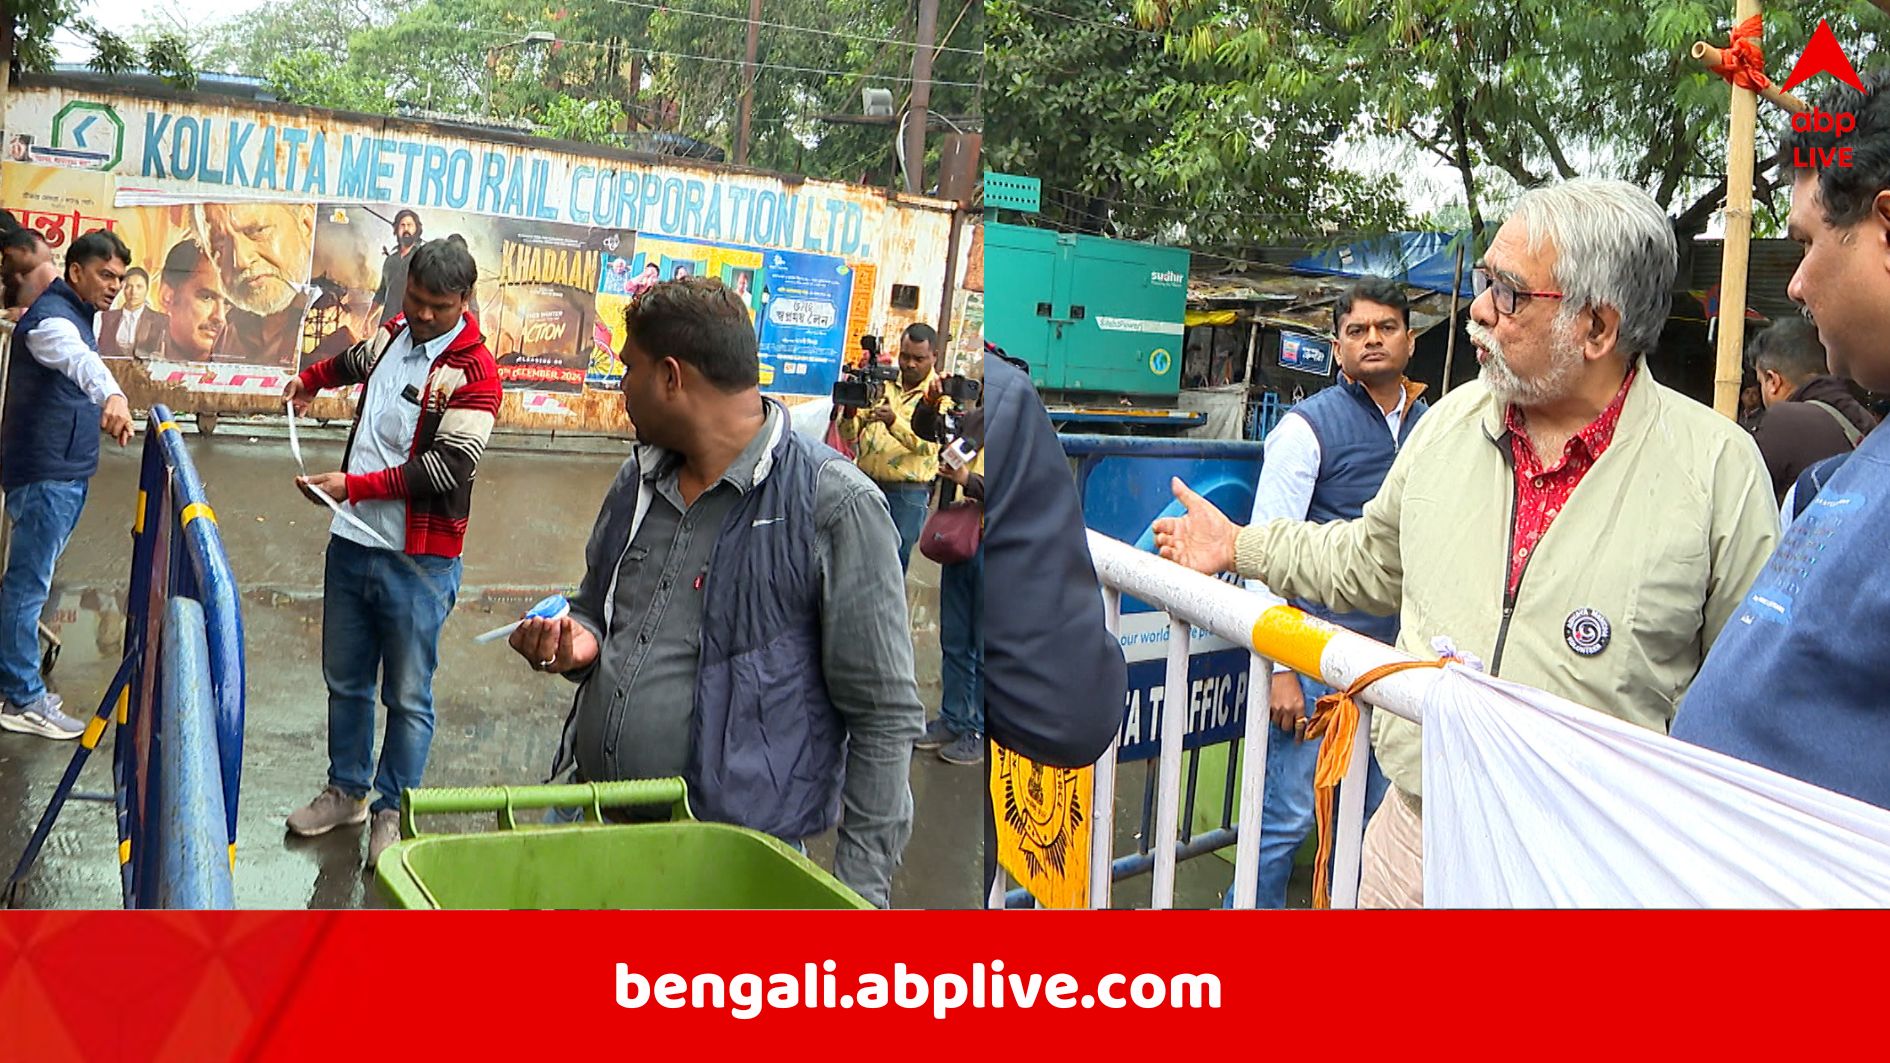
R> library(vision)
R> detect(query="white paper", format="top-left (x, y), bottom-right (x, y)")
top-left (286, 399), bottom-right (401, 553)
top-left (286, 399), bottom-right (306, 471)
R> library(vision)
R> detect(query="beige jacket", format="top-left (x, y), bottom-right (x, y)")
top-left (1234, 367), bottom-right (1779, 799)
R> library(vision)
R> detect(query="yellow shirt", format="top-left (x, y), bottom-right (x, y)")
top-left (840, 371), bottom-right (939, 484)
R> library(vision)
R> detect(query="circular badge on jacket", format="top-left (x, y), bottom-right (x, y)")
top-left (1564, 608), bottom-right (1611, 656)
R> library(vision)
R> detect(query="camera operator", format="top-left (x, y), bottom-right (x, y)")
top-left (838, 323), bottom-right (941, 570)
top-left (911, 365), bottom-right (984, 764)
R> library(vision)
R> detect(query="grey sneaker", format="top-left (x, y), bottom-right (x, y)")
top-left (285, 786), bottom-right (370, 837)
top-left (939, 731), bottom-right (984, 766)
top-left (366, 809), bottom-right (402, 871)
top-left (914, 718), bottom-right (958, 751)
top-left (0, 694), bottom-right (85, 740)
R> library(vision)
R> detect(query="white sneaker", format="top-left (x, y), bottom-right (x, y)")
top-left (0, 694), bottom-right (85, 740)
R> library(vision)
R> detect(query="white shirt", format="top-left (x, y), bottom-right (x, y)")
top-left (22, 315), bottom-right (125, 406)
top-left (332, 317), bottom-right (465, 550)
top-left (1247, 384), bottom-right (1411, 671)
top-left (114, 306), bottom-right (145, 351)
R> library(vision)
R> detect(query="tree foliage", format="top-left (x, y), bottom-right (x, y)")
top-left (5, 0), bottom-right (198, 89)
top-left (136, 0), bottom-right (980, 188)
top-left (1141, 0), bottom-right (1890, 241)
top-left (986, 0), bottom-right (1414, 251)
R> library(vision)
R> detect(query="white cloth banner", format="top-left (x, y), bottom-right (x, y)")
top-left (1421, 667), bottom-right (1890, 907)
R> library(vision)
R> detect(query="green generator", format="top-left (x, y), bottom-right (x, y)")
top-left (985, 222), bottom-right (1190, 403)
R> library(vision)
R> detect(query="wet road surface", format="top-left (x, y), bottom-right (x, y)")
top-left (2, 418), bottom-right (981, 909)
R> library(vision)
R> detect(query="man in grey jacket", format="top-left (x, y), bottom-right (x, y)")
top-left (510, 278), bottom-right (921, 906)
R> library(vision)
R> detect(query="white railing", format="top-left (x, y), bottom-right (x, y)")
top-left (992, 530), bottom-right (1445, 910)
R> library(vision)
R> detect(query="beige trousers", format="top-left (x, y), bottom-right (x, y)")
top-left (1358, 786), bottom-right (1424, 909)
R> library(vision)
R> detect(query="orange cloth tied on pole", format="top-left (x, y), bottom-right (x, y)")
top-left (1304, 659), bottom-right (1444, 909)
top-left (1708, 14), bottom-right (1772, 93)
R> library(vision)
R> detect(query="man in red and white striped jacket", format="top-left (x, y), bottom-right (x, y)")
top-left (280, 238), bottom-right (501, 869)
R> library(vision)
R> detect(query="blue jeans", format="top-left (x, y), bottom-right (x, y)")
top-left (0, 480), bottom-right (88, 705)
top-left (321, 537), bottom-right (461, 814)
top-left (1224, 674), bottom-right (1389, 909)
top-left (939, 543), bottom-right (984, 737)
top-left (878, 483), bottom-right (930, 571)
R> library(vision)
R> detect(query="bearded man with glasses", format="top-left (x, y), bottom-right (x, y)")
top-left (1152, 177), bottom-right (1778, 907)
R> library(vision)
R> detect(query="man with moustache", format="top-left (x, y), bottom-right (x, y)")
top-left (194, 202), bottom-right (316, 367)
top-left (98, 267), bottom-right (167, 358)
top-left (1153, 178), bottom-right (1778, 907)
top-left (157, 239), bottom-right (233, 362)
top-left (0, 229), bottom-right (136, 737)
top-left (1222, 277), bottom-right (1425, 909)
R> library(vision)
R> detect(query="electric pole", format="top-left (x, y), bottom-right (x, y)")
top-left (736, 0), bottom-right (760, 165)
top-left (903, 0), bottom-right (938, 194)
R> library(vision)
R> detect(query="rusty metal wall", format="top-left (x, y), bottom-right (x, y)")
top-left (3, 75), bottom-right (958, 434)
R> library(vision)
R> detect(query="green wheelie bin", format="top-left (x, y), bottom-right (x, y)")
top-left (375, 777), bottom-right (871, 909)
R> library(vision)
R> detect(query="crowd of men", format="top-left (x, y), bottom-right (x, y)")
top-left (9, 74), bottom-right (1890, 912)
top-left (1155, 72), bottom-right (1890, 906)
top-left (0, 194), bottom-right (982, 905)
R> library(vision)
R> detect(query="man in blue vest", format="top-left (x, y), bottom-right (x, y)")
top-left (0, 228), bottom-right (136, 738)
top-left (1226, 277), bottom-right (1427, 907)
top-left (509, 278), bottom-right (922, 906)
top-left (1674, 71), bottom-right (1890, 808)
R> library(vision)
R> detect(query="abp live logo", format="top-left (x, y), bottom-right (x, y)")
top-left (1785, 19), bottom-right (1865, 169)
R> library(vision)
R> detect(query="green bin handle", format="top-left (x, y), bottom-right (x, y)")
top-left (399, 778), bottom-right (695, 839)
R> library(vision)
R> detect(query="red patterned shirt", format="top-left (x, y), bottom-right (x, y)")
top-left (1503, 368), bottom-right (1637, 596)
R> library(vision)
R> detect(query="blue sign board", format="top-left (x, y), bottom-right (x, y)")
top-left (757, 249), bottom-right (853, 396)
top-left (1064, 436), bottom-right (1266, 762)
top-left (1279, 331), bottom-right (1333, 376)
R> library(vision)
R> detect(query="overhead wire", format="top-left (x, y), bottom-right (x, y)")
top-left (605, 0), bottom-right (983, 56)
top-left (456, 22), bottom-right (982, 87)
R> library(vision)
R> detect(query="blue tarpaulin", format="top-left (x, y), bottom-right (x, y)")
top-left (1289, 231), bottom-right (1473, 298)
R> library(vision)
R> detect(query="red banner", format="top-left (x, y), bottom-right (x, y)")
top-left (0, 911), bottom-right (1880, 1059)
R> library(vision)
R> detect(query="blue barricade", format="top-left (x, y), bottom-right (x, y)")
top-left (7, 404), bottom-right (246, 909)
top-left (1062, 435), bottom-right (1265, 762)
top-left (154, 598), bottom-right (235, 909)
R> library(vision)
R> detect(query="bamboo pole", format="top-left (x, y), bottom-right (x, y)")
top-left (1691, 42), bottom-right (1810, 113)
top-left (1710, 0), bottom-right (1763, 420)
top-left (1441, 239), bottom-right (1466, 396)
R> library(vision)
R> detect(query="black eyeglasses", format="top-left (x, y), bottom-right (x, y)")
top-left (1472, 267), bottom-right (1564, 316)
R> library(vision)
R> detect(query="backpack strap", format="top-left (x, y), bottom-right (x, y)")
top-left (1805, 399), bottom-right (1865, 447)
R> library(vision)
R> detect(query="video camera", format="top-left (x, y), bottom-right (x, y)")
top-left (937, 375), bottom-right (982, 406)
top-left (831, 334), bottom-right (900, 408)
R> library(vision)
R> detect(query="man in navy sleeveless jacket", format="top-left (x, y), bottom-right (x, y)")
top-left (1226, 278), bottom-right (1426, 907)
top-left (1674, 72), bottom-right (1890, 810)
top-left (510, 279), bottom-right (922, 906)
top-left (0, 229), bottom-right (136, 738)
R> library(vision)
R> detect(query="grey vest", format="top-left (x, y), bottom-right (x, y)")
top-left (551, 409), bottom-right (847, 838)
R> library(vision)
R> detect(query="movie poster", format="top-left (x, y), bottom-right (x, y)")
top-left (311, 203), bottom-right (624, 394)
top-left (490, 225), bottom-right (609, 393)
top-left (3, 162), bottom-right (314, 371)
top-left (589, 291), bottom-right (633, 390)
top-left (590, 236), bottom-right (764, 390)
top-left (756, 249), bottom-right (854, 397)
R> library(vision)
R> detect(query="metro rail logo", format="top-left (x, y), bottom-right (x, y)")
top-left (1785, 19), bottom-right (1865, 170)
